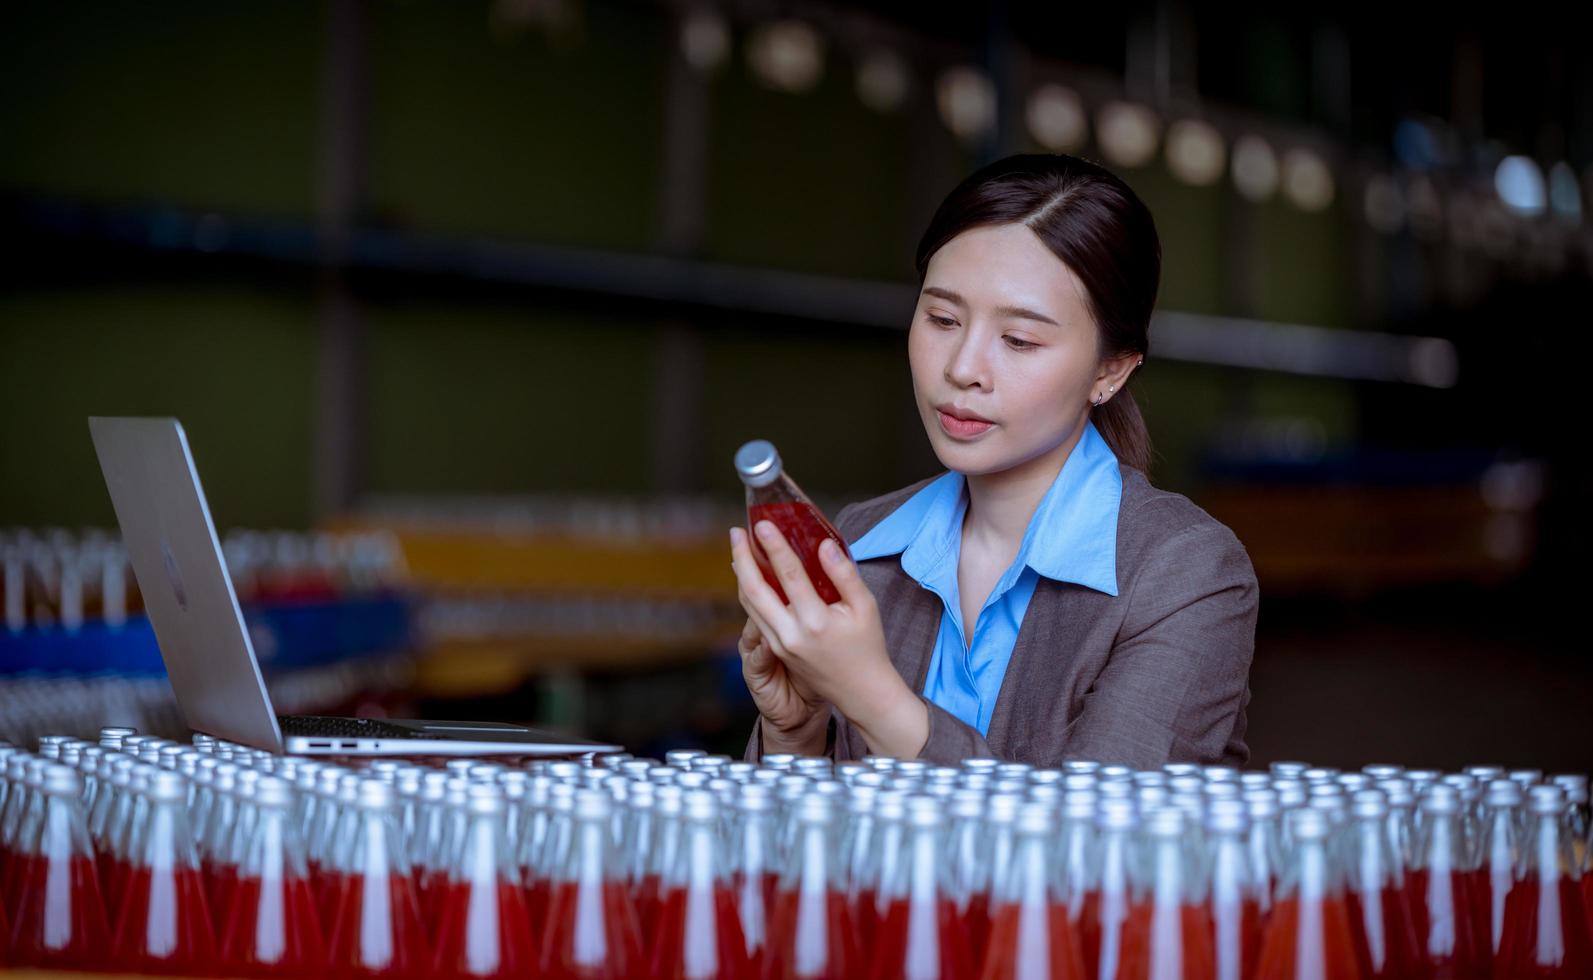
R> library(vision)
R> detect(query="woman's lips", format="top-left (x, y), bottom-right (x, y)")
top-left (937, 409), bottom-right (995, 439)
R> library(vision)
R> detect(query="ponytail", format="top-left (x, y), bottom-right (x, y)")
top-left (1091, 388), bottom-right (1152, 474)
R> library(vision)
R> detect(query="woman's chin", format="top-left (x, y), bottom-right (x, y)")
top-left (929, 438), bottom-right (1012, 477)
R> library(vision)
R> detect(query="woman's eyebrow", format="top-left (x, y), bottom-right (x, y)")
top-left (921, 286), bottom-right (1060, 327)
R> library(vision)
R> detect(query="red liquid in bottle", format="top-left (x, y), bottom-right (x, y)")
top-left (318, 866), bottom-right (352, 924)
top-left (1210, 895), bottom-right (1264, 980)
top-left (0, 848), bottom-right (31, 923)
top-left (853, 885), bottom-right (880, 939)
top-left (962, 891), bottom-right (992, 969)
top-left (747, 501), bottom-right (849, 604)
top-left (730, 868), bottom-right (779, 975)
top-left (1252, 895), bottom-right (1362, 980)
top-left (648, 883), bottom-right (752, 980)
top-left (1584, 874), bottom-right (1593, 958)
top-left (765, 886), bottom-right (857, 980)
top-left (1344, 884), bottom-right (1424, 979)
top-left (978, 899), bottom-right (1085, 980)
top-left (327, 872), bottom-right (431, 979)
top-left (221, 872), bottom-right (328, 976)
top-left (208, 861), bottom-right (238, 933)
top-left (1082, 887), bottom-right (1138, 978)
top-left (419, 865), bottom-right (449, 931)
top-left (539, 878), bottom-right (643, 979)
top-left (1406, 867), bottom-right (1490, 978)
top-left (111, 863), bottom-right (218, 975)
top-left (867, 895), bottom-right (975, 980)
top-left (8, 853), bottom-right (111, 971)
top-left (523, 874), bottom-right (552, 943)
top-left (1493, 876), bottom-right (1593, 979)
top-left (635, 870), bottom-right (663, 938)
top-left (1115, 900), bottom-right (1217, 980)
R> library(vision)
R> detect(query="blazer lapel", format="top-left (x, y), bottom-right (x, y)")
top-left (985, 578), bottom-right (1098, 759)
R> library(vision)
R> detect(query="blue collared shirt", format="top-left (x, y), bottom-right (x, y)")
top-left (849, 420), bottom-right (1123, 735)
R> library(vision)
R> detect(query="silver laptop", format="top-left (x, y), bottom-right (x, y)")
top-left (89, 416), bottom-right (622, 757)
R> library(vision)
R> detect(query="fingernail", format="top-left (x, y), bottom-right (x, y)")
top-left (729, 527), bottom-right (739, 546)
top-left (755, 521), bottom-right (773, 539)
top-left (819, 539), bottom-right (837, 560)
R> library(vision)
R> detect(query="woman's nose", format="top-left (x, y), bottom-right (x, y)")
top-left (944, 333), bottom-right (990, 390)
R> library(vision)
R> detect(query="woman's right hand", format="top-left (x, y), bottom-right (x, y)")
top-left (737, 615), bottom-right (827, 738)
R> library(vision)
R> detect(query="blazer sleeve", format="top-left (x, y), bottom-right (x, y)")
top-left (1057, 520), bottom-right (1258, 769)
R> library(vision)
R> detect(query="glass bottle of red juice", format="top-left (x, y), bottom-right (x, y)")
top-left (1476, 779), bottom-right (1524, 959)
top-left (431, 782), bottom-right (535, 980)
top-left (765, 792), bottom-right (857, 980)
top-left (1205, 798), bottom-right (1264, 980)
top-left (538, 787), bottom-right (643, 979)
top-left (647, 788), bottom-right (750, 980)
top-left (219, 775), bottom-right (327, 977)
top-left (735, 440), bottom-right (850, 604)
top-left (978, 799), bottom-right (1085, 980)
top-left (325, 778), bottom-right (429, 979)
top-left (728, 783), bottom-right (779, 976)
top-left (1407, 786), bottom-right (1490, 979)
top-left (1494, 785), bottom-right (1593, 978)
top-left (1342, 790), bottom-right (1424, 979)
top-left (866, 795), bottom-right (975, 980)
top-left (111, 768), bottom-right (218, 976)
top-left (7, 763), bottom-right (111, 972)
top-left (1252, 808), bottom-right (1361, 980)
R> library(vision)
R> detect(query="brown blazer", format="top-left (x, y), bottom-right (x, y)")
top-left (745, 464), bottom-right (1258, 769)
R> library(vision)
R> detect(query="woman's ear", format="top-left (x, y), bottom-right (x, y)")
top-left (1092, 351), bottom-right (1143, 406)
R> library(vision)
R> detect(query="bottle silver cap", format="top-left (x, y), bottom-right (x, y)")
top-left (735, 440), bottom-right (782, 488)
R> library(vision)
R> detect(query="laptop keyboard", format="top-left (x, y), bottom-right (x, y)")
top-left (277, 715), bottom-right (426, 740)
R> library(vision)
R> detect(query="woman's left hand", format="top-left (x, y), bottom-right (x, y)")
top-left (730, 521), bottom-right (929, 758)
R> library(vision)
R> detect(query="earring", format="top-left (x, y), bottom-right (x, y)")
top-left (1108, 385), bottom-right (1115, 392)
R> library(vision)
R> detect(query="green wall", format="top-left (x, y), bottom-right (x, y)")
top-left (1, 0), bottom-right (1362, 528)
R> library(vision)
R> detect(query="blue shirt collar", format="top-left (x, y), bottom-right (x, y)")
top-left (850, 420), bottom-right (1122, 597)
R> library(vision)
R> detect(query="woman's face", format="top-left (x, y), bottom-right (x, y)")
top-left (909, 222), bottom-right (1116, 478)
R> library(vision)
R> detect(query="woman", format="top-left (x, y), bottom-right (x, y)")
top-left (730, 153), bottom-right (1257, 769)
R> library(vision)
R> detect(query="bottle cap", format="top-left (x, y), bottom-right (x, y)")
top-left (1097, 797), bottom-right (1138, 831)
top-left (1015, 800), bottom-right (1054, 835)
top-left (1484, 779), bottom-right (1522, 807)
top-left (255, 775), bottom-right (293, 808)
top-left (735, 440), bottom-right (782, 488)
top-left (682, 789), bottom-right (717, 822)
top-left (1144, 806), bottom-right (1185, 837)
top-left (1350, 789), bottom-right (1388, 819)
top-left (788, 791), bottom-right (831, 824)
top-left (466, 782), bottom-right (504, 816)
top-left (735, 782), bottom-right (773, 811)
top-left (41, 763), bottom-right (82, 797)
top-left (1206, 797), bottom-right (1249, 832)
top-left (1288, 806), bottom-right (1331, 840)
top-left (574, 788), bottom-right (611, 820)
top-left (1550, 773), bottom-right (1589, 805)
top-left (149, 769), bottom-right (187, 803)
top-left (1526, 784), bottom-right (1565, 816)
top-left (905, 794), bottom-right (942, 827)
top-left (357, 779), bottom-right (396, 809)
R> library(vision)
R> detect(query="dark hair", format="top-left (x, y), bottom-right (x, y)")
top-left (914, 153), bottom-right (1159, 474)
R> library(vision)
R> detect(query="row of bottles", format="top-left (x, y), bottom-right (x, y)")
top-left (2, 730), bottom-right (1590, 978)
top-left (0, 526), bottom-right (407, 632)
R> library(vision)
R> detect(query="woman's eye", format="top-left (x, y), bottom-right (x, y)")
top-left (926, 314), bottom-right (957, 328)
top-left (1004, 336), bottom-right (1037, 350)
